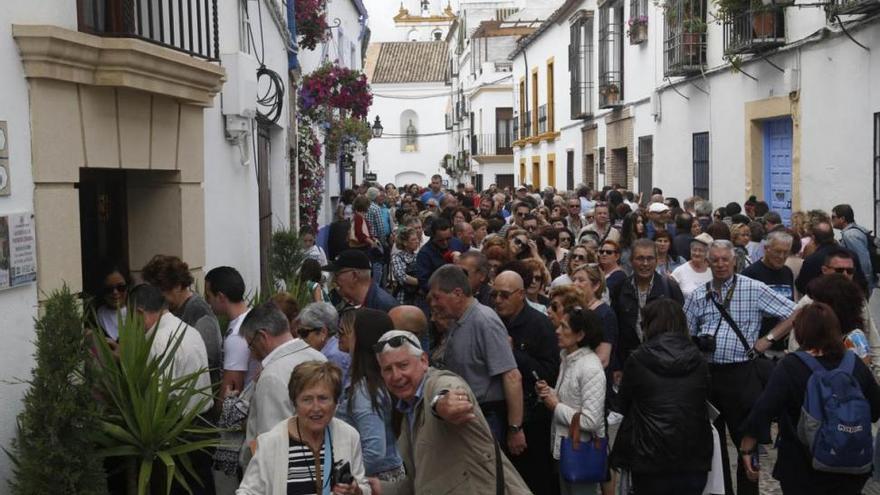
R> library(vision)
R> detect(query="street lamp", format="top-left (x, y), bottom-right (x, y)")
top-left (371, 116), bottom-right (384, 138)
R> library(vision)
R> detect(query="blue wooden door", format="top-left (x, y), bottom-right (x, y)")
top-left (763, 118), bottom-right (793, 225)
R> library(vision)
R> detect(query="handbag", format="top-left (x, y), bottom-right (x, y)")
top-left (559, 411), bottom-right (609, 484)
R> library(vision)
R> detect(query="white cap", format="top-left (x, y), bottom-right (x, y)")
top-left (648, 202), bottom-right (669, 213)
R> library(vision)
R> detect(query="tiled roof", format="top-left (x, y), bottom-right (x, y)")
top-left (369, 41), bottom-right (449, 84)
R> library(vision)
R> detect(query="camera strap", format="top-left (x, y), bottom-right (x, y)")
top-left (707, 276), bottom-right (756, 360)
top-left (494, 440), bottom-right (505, 495)
top-left (322, 425), bottom-right (333, 494)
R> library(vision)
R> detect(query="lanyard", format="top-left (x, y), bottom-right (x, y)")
top-left (321, 425), bottom-right (333, 495)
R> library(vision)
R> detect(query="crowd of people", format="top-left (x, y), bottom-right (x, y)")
top-left (92, 174), bottom-right (880, 495)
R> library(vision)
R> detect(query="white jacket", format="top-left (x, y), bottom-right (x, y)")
top-left (237, 418), bottom-right (371, 495)
top-left (241, 339), bottom-right (326, 466)
top-left (551, 346), bottom-right (606, 459)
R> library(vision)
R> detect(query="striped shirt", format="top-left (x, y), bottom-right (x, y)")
top-left (287, 438), bottom-right (324, 495)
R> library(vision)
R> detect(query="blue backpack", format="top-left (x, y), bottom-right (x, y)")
top-left (795, 351), bottom-right (873, 474)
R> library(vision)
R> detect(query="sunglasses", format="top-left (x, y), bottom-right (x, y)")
top-left (372, 334), bottom-right (421, 353)
top-left (826, 266), bottom-right (855, 275)
top-left (105, 283), bottom-right (128, 293)
top-left (513, 238), bottom-right (527, 247)
top-left (571, 254), bottom-right (588, 261)
top-left (490, 288), bottom-right (521, 300)
top-left (559, 236), bottom-right (571, 242)
top-left (297, 327), bottom-right (321, 339)
top-left (598, 249), bottom-right (618, 255)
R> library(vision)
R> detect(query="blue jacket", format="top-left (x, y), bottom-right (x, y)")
top-left (364, 283), bottom-right (399, 312)
top-left (840, 223), bottom-right (874, 289)
top-left (416, 241), bottom-right (448, 293)
top-left (337, 382), bottom-right (403, 476)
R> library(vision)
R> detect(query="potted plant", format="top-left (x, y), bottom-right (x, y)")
top-left (682, 17), bottom-right (707, 57)
top-left (600, 84), bottom-right (620, 105)
top-left (627, 15), bottom-right (649, 44)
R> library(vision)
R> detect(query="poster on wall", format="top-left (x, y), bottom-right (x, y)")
top-left (0, 212), bottom-right (36, 290)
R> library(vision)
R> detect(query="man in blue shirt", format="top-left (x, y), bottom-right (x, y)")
top-left (832, 203), bottom-right (874, 290)
top-left (322, 249), bottom-right (398, 312)
top-left (684, 240), bottom-right (795, 495)
top-left (419, 174), bottom-right (446, 205)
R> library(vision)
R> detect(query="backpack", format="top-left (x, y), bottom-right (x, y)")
top-left (794, 351), bottom-right (873, 474)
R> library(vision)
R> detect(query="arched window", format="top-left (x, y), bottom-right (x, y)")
top-left (400, 110), bottom-right (418, 152)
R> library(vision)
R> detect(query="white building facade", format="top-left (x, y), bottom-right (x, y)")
top-left (0, 0), bottom-right (298, 485)
top-left (365, 41), bottom-right (451, 187)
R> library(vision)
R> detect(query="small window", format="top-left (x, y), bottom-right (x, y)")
top-left (401, 110), bottom-right (419, 152)
top-left (638, 136), bottom-right (653, 199)
top-left (693, 132), bottom-right (710, 199)
top-left (433, 30), bottom-right (443, 41)
top-left (405, 120), bottom-right (418, 152)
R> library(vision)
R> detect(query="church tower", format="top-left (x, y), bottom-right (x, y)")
top-left (393, 0), bottom-right (457, 42)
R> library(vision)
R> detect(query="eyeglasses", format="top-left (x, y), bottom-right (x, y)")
top-left (826, 266), bottom-right (855, 275)
top-left (490, 288), bottom-right (522, 300)
top-left (524, 225), bottom-right (537, 232)
top-left (372, 334), bottom-right (421, 353)
top-left (246, 331), bottom-right (263, 350)
top-left (515, 212), bottom-right (527, 217)
top-left (598, 249), bottom-right (618, 255)
top-left (105, 283), bottom-right (128, 293)
top-left (297, 327), bottom-right (321, 339)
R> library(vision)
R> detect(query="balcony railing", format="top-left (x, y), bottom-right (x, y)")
top-left (599, 76), bottom-right (622, 109)
top-left (513, 116), bottom-right (519, 140)
top-left (78, 0), bottom-right (219, 60)
top-left (829, 0), bottom-right (880, 14)
top-left (723, 8), bottom-right (785, 54)
top-left (473, 134), bottom-right (514, 156)
top-left (663, 0), bottom-right (706, 76)
top-left (537, 105), bottom-right (548, 134)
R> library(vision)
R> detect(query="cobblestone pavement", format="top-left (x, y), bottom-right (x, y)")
top-left (724, 434), bottom-right (880, 495)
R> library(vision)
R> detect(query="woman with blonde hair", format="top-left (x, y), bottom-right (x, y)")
top-left (569, 264), bottom-right (617, 370)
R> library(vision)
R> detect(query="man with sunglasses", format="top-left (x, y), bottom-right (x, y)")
top-left (492, 271), bottom-right (560, 494)
top-left (426, 265), bottom-right (526, 457)
top-left (499, 201), bottom-right (531, 237)
top-left (796, 221), bottom-right (869, 295)
top-left (374, 330), bottom-right (531, 495)
top-left (239, 303), bottom-right (326, 466)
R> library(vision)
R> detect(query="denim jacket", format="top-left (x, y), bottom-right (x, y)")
top-left (840, 223), bottom-right (875, 289)
top-left (337, 381), bottom-right (403, 476)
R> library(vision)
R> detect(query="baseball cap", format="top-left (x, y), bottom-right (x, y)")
top-left (692, 233), bottom-right (714, 246)
top-left (322, 249), bottom-right (371, 272)
top-left (648, 202), bottom-right (670, 213)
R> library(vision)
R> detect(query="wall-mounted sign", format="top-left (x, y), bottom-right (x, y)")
top-left (364, 172), bottom-right (377, 182)
top-left (0, 212), bottom-right (37, 291)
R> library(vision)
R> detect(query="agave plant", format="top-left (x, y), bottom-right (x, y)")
top-left (91, 310), bottom-right (219, 495)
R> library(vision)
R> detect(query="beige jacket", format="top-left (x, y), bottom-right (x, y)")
top-left (382, 368), bottom-right (532, 495)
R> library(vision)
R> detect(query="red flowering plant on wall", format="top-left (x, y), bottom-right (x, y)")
top-left (299, 62), bottom-right (373, 123)
top-left (295, 0), bottom-right (329, 50)
top-left (296, 122), bottom-right (324, 232)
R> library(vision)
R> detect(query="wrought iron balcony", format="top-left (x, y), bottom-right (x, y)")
top-left (663, 0), bottom-right (707, 76)
top-left (473, 134), bottom-right (514, 157)
top-left (723, 8), bottom-right (785, 55)
top-left (829, 0), bottom-right (880, 14)
top-left (513, 116), bottom-right (519, 140)
top-left (537, 105), bottom-right (548, 134)
top-left (77, 0), bottom-right (219, 60)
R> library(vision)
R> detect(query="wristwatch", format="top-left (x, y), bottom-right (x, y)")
top-left (430, 389), bottom-right (450, 417)
top-left (508, 424), bottom-right (523, 433)
top-left (765, 333), bottom-right (776, 343)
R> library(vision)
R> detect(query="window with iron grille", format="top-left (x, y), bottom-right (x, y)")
top-left (874, 113), bottom-right (880, 234)
top-left (664, 0), bottom-right (707, 77)
top-left (599, 0), bottom-right (624, 108)
top-left (599, 147), bottom-right (606, 175)
top-left (569, 13), bottom-right (595, 119)
top-left (638, 136), bottom-right (653, 199)
top-left (693, 132), bottom-right (709, 199)
top-left (538, 105), bottom-right (548, 134)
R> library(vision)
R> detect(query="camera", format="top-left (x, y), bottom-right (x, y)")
top-left (692, 334), bottom-right (716, 354)
top-left (331, 460), bottom-right (354, 486)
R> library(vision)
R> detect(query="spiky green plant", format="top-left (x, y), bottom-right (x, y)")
top-left (269, 228), bottom-right (308, 288)
top-left (6, 285), bottom-right (107, 495)
top-left (91, 310), bottom-right (219, 495)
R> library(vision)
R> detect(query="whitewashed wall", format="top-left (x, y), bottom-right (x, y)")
top-left (367, 82), bottom-right (451, 187)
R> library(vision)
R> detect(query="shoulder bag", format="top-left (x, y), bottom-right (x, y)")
top-left (559, 411), bottom-right (609, 483)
